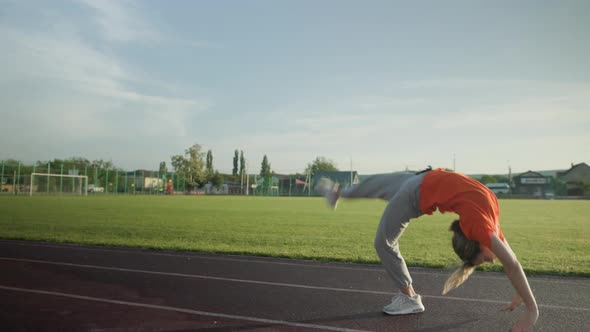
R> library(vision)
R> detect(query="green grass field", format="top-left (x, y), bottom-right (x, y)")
top-left (0, 195), bottom-right (588, 277)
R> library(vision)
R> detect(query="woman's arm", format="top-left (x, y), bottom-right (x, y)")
top-left (490, 234), bottom-right (539, 331)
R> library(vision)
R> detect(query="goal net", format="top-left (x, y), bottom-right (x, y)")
top-left (30, 173), bottom-right (88, 196)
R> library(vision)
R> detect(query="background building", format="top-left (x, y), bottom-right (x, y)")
top-left (557, 163), bottom-right (590, 196)
top-left (512, 171), bottom-right (551, 198)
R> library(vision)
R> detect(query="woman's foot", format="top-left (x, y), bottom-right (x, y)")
top-left (382, 293), bottom-right (425, 315)
top-left (315, 178), bottom-right (340, 210)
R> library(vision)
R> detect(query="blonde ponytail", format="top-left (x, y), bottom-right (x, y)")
top-left (442, 263), bottom-right (475, 295)
top-left (444, 219), bottom-right (480, 295)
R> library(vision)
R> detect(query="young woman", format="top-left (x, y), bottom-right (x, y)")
top-left (316, 167), bottom-right (538, 332)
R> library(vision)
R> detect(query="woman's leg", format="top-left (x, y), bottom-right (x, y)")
top-left (340, 172), bottom-right (415, 201)
top-left (374, 174), bottom-right (427, 315)
top-left (374, 196), bottom-right (416, 290)
top-left (316, 172), bottom-right (415, 209)
top-left (373, 174), bottom-right (425, 291)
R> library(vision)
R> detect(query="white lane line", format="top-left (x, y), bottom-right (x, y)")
top-left (1, 241), bottom-right (388, 271)
top-left (0, 285), bottom-right (369, 332)
top-left (4, 240), bottom-right (581, 284)
top-left (2, 257), bottom-right (589, 312)
top-left (0, 257), bottom-right (391, 295)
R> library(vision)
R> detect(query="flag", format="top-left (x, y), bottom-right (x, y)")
top-left (295, 179), bottom-right (307, 188)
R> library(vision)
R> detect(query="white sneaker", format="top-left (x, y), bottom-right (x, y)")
top-left (314, 178), bottom-right (340, 210)
top-left (382, 293), bottom-right (425, 315)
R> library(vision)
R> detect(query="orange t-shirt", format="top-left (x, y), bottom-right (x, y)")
top-left (419, 169), bottom-right (504, 249)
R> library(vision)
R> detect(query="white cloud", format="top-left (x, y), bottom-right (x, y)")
top-left (1, 26), bottom-right (206, 132)
top-left (0, 3), bottom-right (209, 168)
top-left (77, 0), bottom-right (159, 43)
top-left (77, 0), bottom-right (216, 49)
top-left (1, 2), bottom-right (587, 174)
top-left (210, 80), bottom-right (589, 174)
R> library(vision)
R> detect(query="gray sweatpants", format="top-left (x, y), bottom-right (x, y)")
top-left (340, 172), bottom-right (425, 289)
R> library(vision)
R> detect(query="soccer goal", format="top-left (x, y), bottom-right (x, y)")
top-left (30, 173), bottom-right (88, 196)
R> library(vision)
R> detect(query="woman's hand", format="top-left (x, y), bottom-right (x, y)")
top-left (511, 307), bottom-right (539, 332)
top-left (502, 293), bottom-right (522, 312)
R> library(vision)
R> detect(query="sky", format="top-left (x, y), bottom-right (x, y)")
top-left (1, 0), bottom-right (589, 175)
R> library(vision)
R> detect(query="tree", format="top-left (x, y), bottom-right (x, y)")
top-left (495, 176), bottom-right (510, 184)
top-left (90, 159), bottom-right (114, 170)
top-left (171, 144), bottom-right (206, 189)
top-left (260, 155), bottom-right (271, 179)
top-left (239, 151), bottom-right (245, 177)
top-left (259, 155), bottom-right (273, 194)
top-left (211, 171), bottom-right (224, 190)
top-left (159, 162), bottom-right (167, 176)
top-left (206, 150), bottom-right (214, 176)
top-left (58, 157), bottom-right (91, 170)
top-left (171, 155), bottom-right (186, 177)
top-left (305, 157), bottom-right (338, 177)
top-left (1, 159), bottom-right (23, 176)
top-left (232, 150), bottom-right (239, 176)
top-left (479, 175), bottom-right (497, 184)
top-left (28, 157), bottom-right (122, 191)
top-left (34, 157), bottom-right (92, 172)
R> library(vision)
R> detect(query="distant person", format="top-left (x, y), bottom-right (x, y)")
top-left (316, 167), bottom-right (538, 332)
top-left (166, 180), bottom-right (173, 195)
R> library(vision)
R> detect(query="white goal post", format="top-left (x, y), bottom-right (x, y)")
top-left (30, 173), bottom-right (88, 196)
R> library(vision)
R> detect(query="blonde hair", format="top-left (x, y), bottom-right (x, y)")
top-left (443, 220), bottom-right (481, 295)
top-left (442, 263), bottom-right (475, 295)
